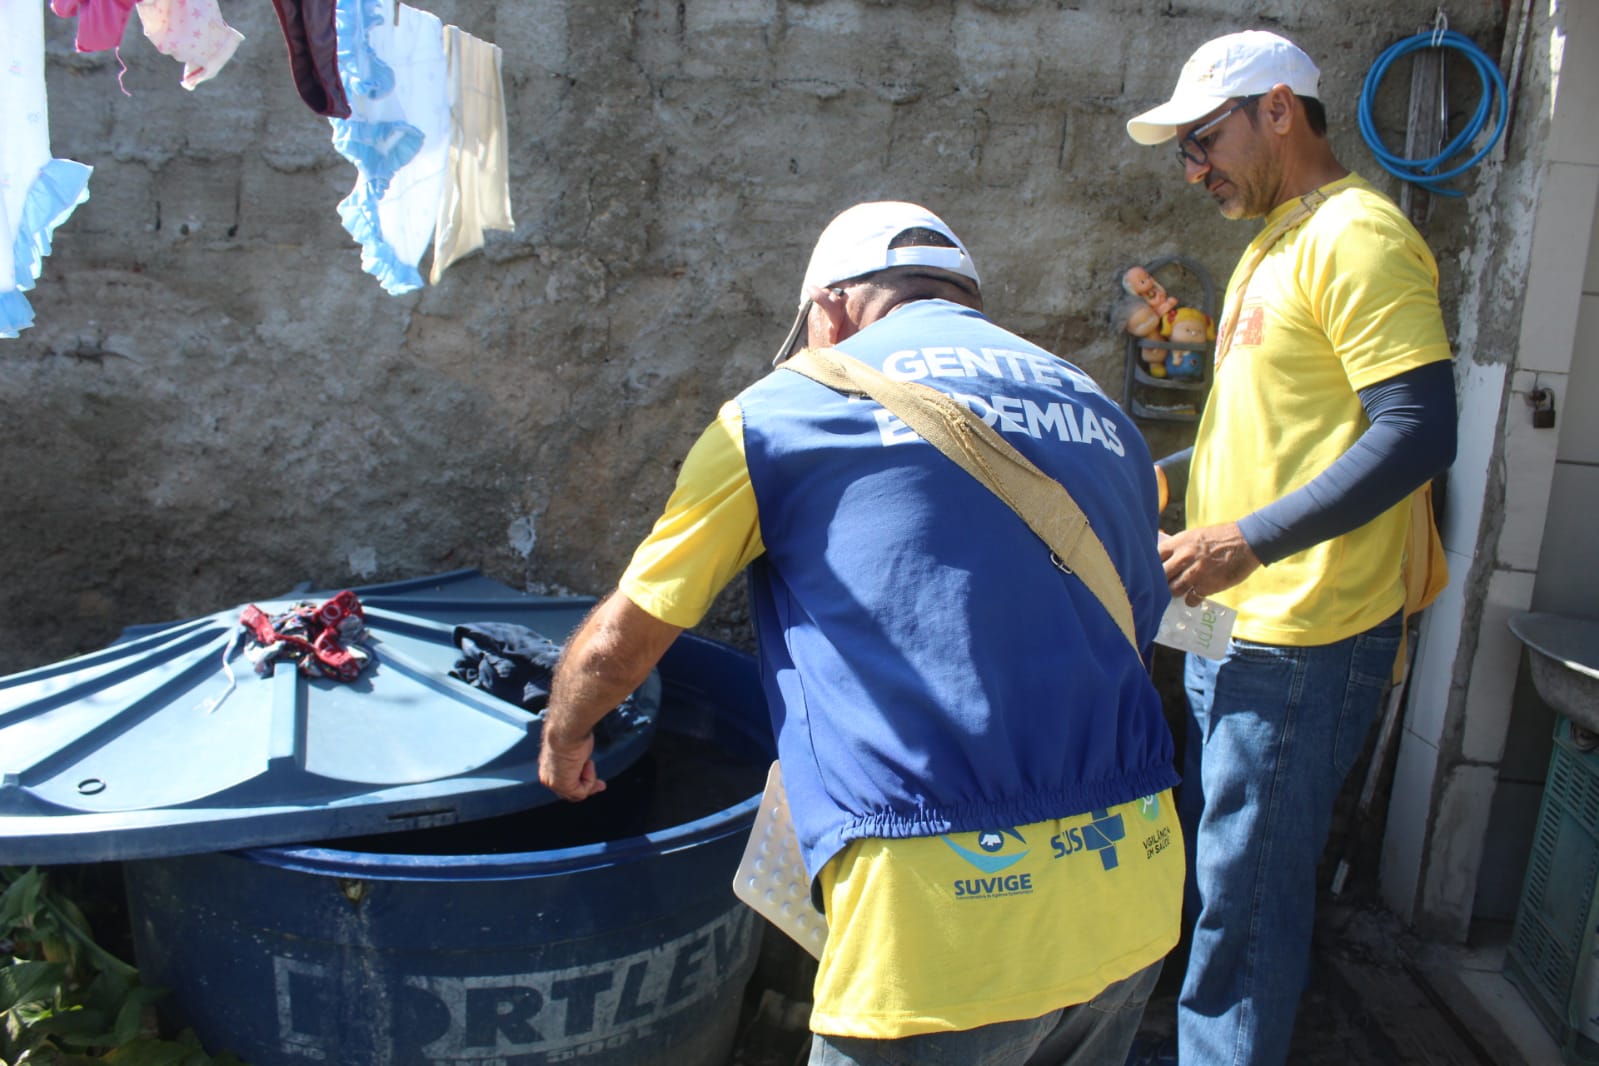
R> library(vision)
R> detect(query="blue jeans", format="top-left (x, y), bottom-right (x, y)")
top-left (808, 959), bottom-right (1162, 1066)
top-left (1177, 612), bottom-right (1402, 1066)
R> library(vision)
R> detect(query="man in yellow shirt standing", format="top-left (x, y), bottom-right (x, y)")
top-left (538, 201), bottom-right (1185, 1064)
top-left (1124, 30), bottom-right (1458, 1066)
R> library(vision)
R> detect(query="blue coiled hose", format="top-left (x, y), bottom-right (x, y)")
top-left (1357, 28), bottom-right (1508, 196)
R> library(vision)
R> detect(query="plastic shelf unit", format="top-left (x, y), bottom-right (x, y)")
top-left (1119, 254), bottom-right (1217, 423)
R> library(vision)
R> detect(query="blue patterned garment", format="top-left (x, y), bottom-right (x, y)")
top-left (326, 0), bottom-right (447, 294)
top-left (326, 0), bottom-right (430, 295)
top-left (2, 0), bottom-right (92, 338)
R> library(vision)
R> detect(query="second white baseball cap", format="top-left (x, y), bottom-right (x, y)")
top-left (772, 201), bottom-right (980, 365)
top-left (1126, 30), bottom-right (1320, 146)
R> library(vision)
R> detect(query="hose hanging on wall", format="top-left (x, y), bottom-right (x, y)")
top-left (1357, 26), bottom-right (1508, 197)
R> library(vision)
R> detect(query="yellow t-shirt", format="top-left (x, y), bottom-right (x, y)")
top-left (620, 399), bottom-right (1183, 1039)
top-left (1190, 175), bottom-right (1453, 645)
top-left (618, 401), bottom-right (763, 627)
top-left (811, 792), bottom-right (1183, 1038)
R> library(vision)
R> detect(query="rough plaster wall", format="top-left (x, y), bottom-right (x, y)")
top-left (1, 0), bottom-right (1503, 674)
top-left (1404, 0), bottom-right (1569, 939)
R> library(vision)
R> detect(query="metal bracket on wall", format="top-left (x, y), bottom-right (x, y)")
top-left (1526, 386), bottom-right (1557, 429)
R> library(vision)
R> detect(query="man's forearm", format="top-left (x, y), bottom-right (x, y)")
top-left (539, 592), bottom-right (683, 801)
top-left (546, 593), bottom-right (682, 743)
top-left (1238, 359), bottom-right (1456, 564)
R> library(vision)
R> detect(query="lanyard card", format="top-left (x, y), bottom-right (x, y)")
top-left (1156, 597), bottom-right (1236, 659)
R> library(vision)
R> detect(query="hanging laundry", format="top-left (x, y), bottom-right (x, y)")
top-left (268, 0), bottom-right (351, 118)
top-left (2, 0), bottom-right (93, 339)
top-left (327, 0), bottom-right (449, 295)
top-left (323, 2), bottom-right (513, 295)
top-left (336, 0), bottom-right (396, 100)
top-left (328, 0), bottom-right (420, 294)
top-left (370, 3), bottom-right (450, 293)
top-left (429, 24), bottom-right (516, 285)
top-left (135, 0), bottom-right (245, 90)
top-left (50, 0), bottom-right (140, 52)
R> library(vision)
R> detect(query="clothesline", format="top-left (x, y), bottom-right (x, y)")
top-left (2, 0), bottom-right (514, 339)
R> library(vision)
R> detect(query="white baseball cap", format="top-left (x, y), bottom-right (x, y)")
top-left (1125, 30), bottom-right (1320, 146)
top-left (772, 201), bottom-right (980, 365)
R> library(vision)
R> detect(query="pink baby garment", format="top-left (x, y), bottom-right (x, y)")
top-left (135, 0), bottom-right (245, 89)
top-left (50, 0), bottom-right (140, 52)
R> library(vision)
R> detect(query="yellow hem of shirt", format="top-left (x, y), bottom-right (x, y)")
top-left (807, 790), bottom-right (1184, 1039)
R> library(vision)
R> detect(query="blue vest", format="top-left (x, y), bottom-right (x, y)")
top-left (737, 300), bottom-right (1177, 878)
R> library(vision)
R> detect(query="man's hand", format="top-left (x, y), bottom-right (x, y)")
top-left (539, 725), bottom-right (608, 801)
top-left (536, 592), bottom-right (683, 803)
top-left (1159, 521), bottom-right (1261, 605)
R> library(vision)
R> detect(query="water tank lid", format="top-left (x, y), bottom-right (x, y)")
top-left (0, 570), bottom-right (656, 865)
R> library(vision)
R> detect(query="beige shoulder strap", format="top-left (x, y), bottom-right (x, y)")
top-left (781, 346), bottom-right (1139, 652)
top-left (1212, 187), bottom-right (1328, 371)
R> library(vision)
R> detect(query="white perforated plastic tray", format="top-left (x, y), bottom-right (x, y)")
top-left (732, 761), bottom-right (828, 958)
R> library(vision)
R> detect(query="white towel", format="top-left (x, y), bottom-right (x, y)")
top-left (429, 24), bottom-right (515, 285)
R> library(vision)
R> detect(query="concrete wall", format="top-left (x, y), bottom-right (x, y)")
top-left (1472, 1), bottom-right (1599, 927)
top-left (2, 1), bottom-right (1503, 681)
top-left (1378, 0), bottom-right (1599, 940)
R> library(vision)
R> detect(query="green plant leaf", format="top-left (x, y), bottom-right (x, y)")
top-left (33, 899), bottom-right (134, 983)
top-left (80, 969), bottom-right (139, 1015)
top-left (3, 1001), bottom-right (63, 1064)
top-left (0, 869), bottom-right (47, 936)
top-left (108, 985), bottom-right (159, 1047)
top-left (100, 1038), bottom-right (202, 1065)
top-left (0, 959), bottom-right (66, 1014)
top-left (21, 1045), bottom-right (104, 1065)
top-left (102, 1031), bottom-right (246, 1066)
top-left (29, 1002), bottom-right (117, 1047)
top-left (1, 872), bottom-right (248, 1066)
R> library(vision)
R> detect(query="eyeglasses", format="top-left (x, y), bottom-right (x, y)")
top-left (1175, 96), bottom-right (1260, 168)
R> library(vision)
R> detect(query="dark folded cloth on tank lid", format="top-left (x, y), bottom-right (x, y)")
top-left (449, 622), bottom-right (660, 742)
top-left (450, 622), bottom-right (562, 709)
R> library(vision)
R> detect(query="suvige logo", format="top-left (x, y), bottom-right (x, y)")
top-left (1049, 809), bottom-right (1126, 870)
top-left (943, 828), bottom-right (1034, 900)
top-left (941, 827), bottom-right (1029, 873)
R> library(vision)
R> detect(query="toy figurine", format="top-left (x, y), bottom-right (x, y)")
top-left (1162, 306), bottom-right (1214, 380)
top-left (1115, 294), bottom-right (1161, 338)
top-left (1122, 265), bottom-right (1178, 319)
top-left (1115, 290), bottom-right (1169, 376)
top-left (1120, 300), bottom-right (1162, 341)
top-left (1121, 265), bottom-right (1183, 377)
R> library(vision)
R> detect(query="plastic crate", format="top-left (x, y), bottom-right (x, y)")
top-left (1506, 716), bottom-right (1599, 1048)
top-left (1568, 930), bottom-right (1599, 1065)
